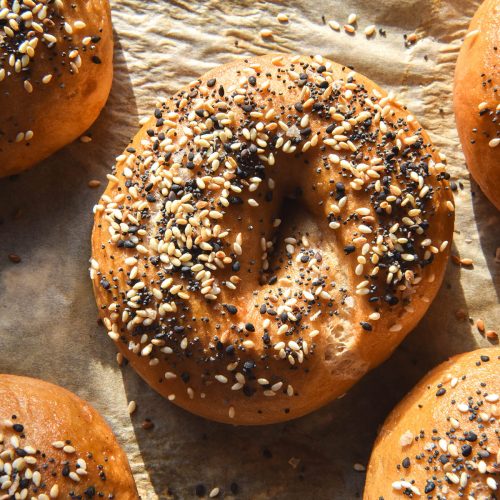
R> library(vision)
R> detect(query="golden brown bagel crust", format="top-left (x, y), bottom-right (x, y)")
top-left (0, 0), bottom-right (113, 177)
top-left (454, 0), bottom-right (500, 209)
top-left (364, 348), bottom-right (500, 499)
top-left (0, 374), bottom-right (138, 499)
top-left (91, 54), bottom-right (454, 425)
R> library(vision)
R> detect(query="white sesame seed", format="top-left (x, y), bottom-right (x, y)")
top-left (364, 25), bottom-right (376, 36)
top-left (128, 400), bottom-right (137, 414)
top-left (69, 471), bottom-right (80, 482)
top-left (487, 477), bottom-right (498, 491)
top-left (277, 324), bottom-right (289, 335)
top-left (328, 20), bottom-right (340, 31)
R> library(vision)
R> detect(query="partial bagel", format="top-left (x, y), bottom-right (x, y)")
top-left (364, 348), bottom-right (500, 499)
top-left (0, 0), bottom-right (113, 177)
top-left (91, 54), bottom-right (454, 425)
top-left (454, 0), bottom-right (500, 209)
top-left (0, 374), bottom-right (138, 498)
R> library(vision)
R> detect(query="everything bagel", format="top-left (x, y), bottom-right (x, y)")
top-left (454, 0), bottom-right (500, 209)
top-left (364, 348), bottom-right (500, 498)
top-left (0, 374), bottom-right (138, 498)
top-left (0, 0), bottom-right (113, 177)
top-left (91, 54), bottom-right (454, 425)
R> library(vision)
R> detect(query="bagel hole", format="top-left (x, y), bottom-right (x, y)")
top-left (260, 195), bottom-right (317, 280)
top-left (255, 192), bottom-right (363, 379)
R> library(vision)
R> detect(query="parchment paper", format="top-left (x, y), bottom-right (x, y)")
top-left (1, 0), bottom-right (499, 498)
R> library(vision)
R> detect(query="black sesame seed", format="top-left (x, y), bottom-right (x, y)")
top-left (461, 444), bottom-right (472, 456)
top-left (384, 294), bottom-right (399, 306)
top-left (465, 431), bottom-right (477, 442)
top-left (243, 361), bottom-right (256, 373)
top-left (224, 304), bottom-right (238, 315)
top-left (424, 481), bottom-right (435, 493)
top-left (84, 486), bottom-right (96, 498)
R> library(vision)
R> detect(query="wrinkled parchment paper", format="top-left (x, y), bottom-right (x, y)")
top-left (1, 0), bottom-right (499, 498)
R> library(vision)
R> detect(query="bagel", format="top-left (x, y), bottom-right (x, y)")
top-left (0, 0), bottom-right (113, 177)
top-left (0, 374), bottom-right (138, 498)
top-left (91, 54), bottom-right (455, 425)
top-left (454, 0), bottom-right (500, 209)
top-left (364, 348), bottom-right (500, 499)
